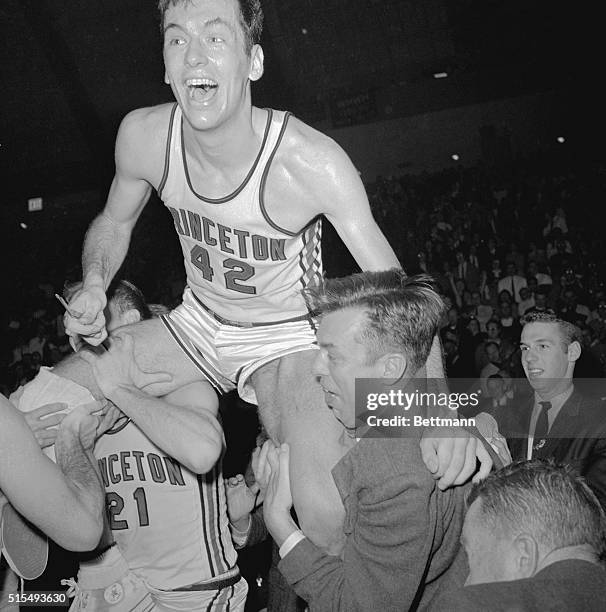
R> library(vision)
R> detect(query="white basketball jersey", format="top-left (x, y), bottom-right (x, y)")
top-left (94, 421), bottom-right (236, 590)
top-left (158, 105), bottom-right (323, 324)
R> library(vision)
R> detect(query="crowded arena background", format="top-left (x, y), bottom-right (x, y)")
top-left (2, 1), bottom-right (605, 611)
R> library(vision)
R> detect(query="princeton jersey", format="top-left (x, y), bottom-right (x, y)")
top-left (158, 105), bottom-right (323, 324)
top-left (95, 421), bottom-right (236, 591)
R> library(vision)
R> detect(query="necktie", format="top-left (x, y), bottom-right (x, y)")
top-left (534, 400), bottom-right (552, 441)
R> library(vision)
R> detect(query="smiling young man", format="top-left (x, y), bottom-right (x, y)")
top-left (61, 0), bottom-right (488, 555)
top-left (504, 311), bottom-right (606, 508)
top-left (260, 272), bottom-right (468, 611)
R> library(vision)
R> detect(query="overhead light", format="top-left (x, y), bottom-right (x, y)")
top-left (557, 136), bottom-right (565, 143)
top-left (433, 72), bottom-right (448, 79)
top-left (301, 27), bottom-right (308, 35)
top-left (451, 154), bottom-right (460, 161)
top-left (28, 197), bottom-right (43, 212)
top-left (20, 222), bottom-right (28, 229)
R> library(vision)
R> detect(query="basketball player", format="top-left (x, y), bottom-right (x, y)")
top-left (63, 0), bottom-right (490, 553)
top-left (13, 282), bottom-right (245, 611)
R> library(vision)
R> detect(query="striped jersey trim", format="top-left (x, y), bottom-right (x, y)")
top-left (104, 416), bottom-right (132, 436)
top-left (296, 218), bottom-right (323, 332)
top-left (258, 112), bottom-right (297, 236)
top-left (197, 470), bottom-right (218, 578)
top-left (211, 468), bottom-right (230, 571)
top-left (219, 584), bottom-right (236, 610)
top-left (297, 218), bottom-right (323, 290)
top-left (196, 464), bottom-right (231, 579)
top-left (205, 589), bottom-right (221, 611)
top-left (157, 103), bottom-right (179, 199)
top-left (181, 109), bottom-right (273, 204)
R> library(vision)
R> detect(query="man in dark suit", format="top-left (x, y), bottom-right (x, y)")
top-left (454, 250), bottom-right (481, 292)
top-left (257, 272), bottom-right (469, 611)
top-left (430, 460), bottom-right (606, 611)
top-left (505, 311), bottom-right (606, 508)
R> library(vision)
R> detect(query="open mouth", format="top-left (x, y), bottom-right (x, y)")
top-left (320, 385), bottom-right (337, 406)
top-left (527, 368), bottom-right (544, 377)
top-left (320, 385), bottom-right (336, 396)
top-left (186, 78), bottom-right (218, 102)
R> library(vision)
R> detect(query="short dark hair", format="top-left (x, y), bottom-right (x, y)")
top-left (468, 460), bottom-right (606, 560)
top-left (157, 0), bottom-right (263, 54)
top-left (521, 311), bottom-right (582, 345)
top-left (107, 280), bottom-right (152, 321)
top-left (306, 270), bottom-right (445, 372)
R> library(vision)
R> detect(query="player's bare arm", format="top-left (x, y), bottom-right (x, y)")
top-left (263, 116), bottom-right (399, 271)
top-left (66, 105), bottom-right (171, 344)
top-left (0, 397), bottom-right (104, 551)
top-left (80, 333), bottom-right (223, 474)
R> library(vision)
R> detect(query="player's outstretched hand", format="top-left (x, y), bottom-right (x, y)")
top-left (79, 333), bottom-right (173, 396)
top-left (64, 285), bottom-right (108, 348)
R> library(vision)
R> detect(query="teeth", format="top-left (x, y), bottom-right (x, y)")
top-left (186, 78), bottom-right (217, 87)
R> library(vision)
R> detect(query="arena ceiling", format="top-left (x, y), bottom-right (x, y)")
top-left (0, 0), bottom-right (587, 204)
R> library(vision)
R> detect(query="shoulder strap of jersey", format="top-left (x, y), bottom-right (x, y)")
top-left (157, 103), bottom-right (180, 199)
top-left (259, 111), bottom-right (296, 236)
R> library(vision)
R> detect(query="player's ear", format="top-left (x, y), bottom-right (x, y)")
top-left (164, 70), bottom-right (170, 85)
top-left (122, 309), bottom-right (142, 326)
top-left (567, 340), bottom-right (581, 363)
top-left (383, 353), bottom-right (407, 379)
top-left (249, 44), bottom-right (264, 82)
top-left (512, 533), bottom-right (539, 579)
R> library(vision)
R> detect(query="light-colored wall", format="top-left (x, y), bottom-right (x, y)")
top-left (324, 91), bottom-right (564, 180)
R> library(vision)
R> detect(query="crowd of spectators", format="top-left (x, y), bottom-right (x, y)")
top-left (362, 155), bottom-right (606, 405)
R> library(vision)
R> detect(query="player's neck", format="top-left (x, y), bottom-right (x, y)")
top-left (184, 105), bottom-right (263, 173)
